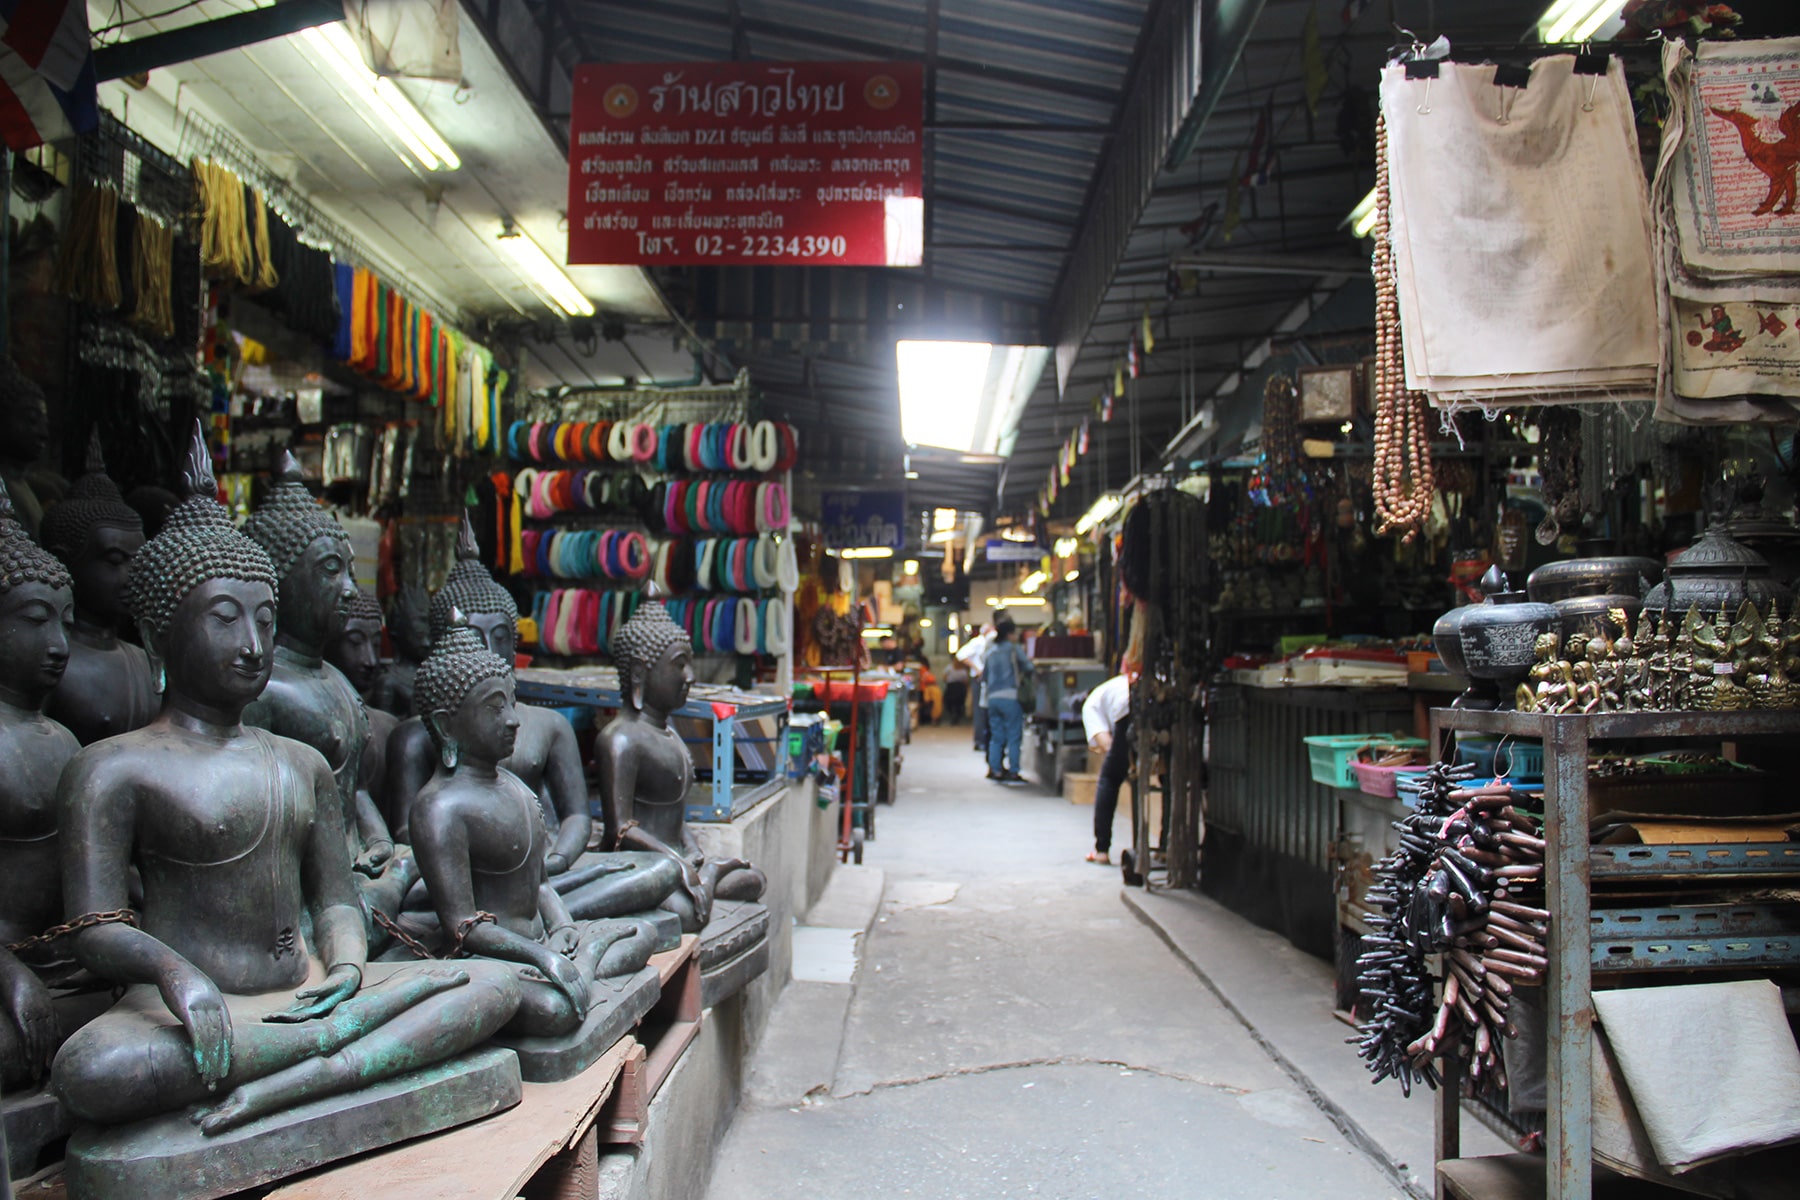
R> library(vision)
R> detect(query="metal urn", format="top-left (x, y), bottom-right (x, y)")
top-left (1642, 524), bottom-right (1791, 619)
top-left (1435, 565), bottom-right (1558, 710)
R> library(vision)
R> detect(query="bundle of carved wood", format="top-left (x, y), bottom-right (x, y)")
top-left (1354, 761), bottom-right (1549, 1094)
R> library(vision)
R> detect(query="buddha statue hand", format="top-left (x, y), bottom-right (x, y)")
top-left (264, 963), bottom-right (363, 1024)
top-left (544, 851), bottom-right (571, 876)
top-left (536, 944), bottom-right (590, 1017)
top-left (162, 964), bottom-right (234, 1089)
top-left (546, 924), bottom-right (579, 956)
top-left (354, 838), bottom-right (395, 877)
top-left (0, 948), bottom-right (59, 1081)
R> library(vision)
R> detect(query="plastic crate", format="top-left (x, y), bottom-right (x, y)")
top-left (1456, 737), bottom-right (1544, 781)
top-left (1351, 759), bottom-right (1431, 799)
top-left (1303, 734), bottom-right (1427, 789)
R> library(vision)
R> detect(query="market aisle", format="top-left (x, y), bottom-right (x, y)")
top-left (704, 724), bottom-right (1407, 1200)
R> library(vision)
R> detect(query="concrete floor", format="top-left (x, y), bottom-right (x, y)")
top-left (704, 724), bottom-right (1411, 1200)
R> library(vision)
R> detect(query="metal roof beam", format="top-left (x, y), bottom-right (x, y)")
top-left (1047, 0), bottom-right (1209, 394)
top-left (94, 0), bottom-right (339, 81)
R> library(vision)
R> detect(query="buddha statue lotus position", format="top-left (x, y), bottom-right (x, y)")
top-left (0, 482), bottom-right (80, 1091)
top-left (243, 453), bottom-right (417, 928)
top-left (326, 589), bottom-right (398, 828)
top-left (41, 433), bottom-right (159, 746)
top-left (50, 428), bottom-right (521, 1153)
top-left (601, 600), bottom-right (765, 934)
top-left (387, 520), bottom-right (673, 913)
top-left (407, 614), bottom-right (660, 1079)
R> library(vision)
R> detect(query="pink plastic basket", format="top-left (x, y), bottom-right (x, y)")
top-left (1351, 759), bottom-right (1428, 799)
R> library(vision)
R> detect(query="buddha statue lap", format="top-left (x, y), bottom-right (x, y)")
top-left (0, 483), bottom-right (81, 1113)
top-left (243, 454), bottom-right (417, 931)
top-left (325, 590), bottom-right (398, 828)
top-left (41, 434), bottom-right (159, 746)
top-left (50, 427), bottom-right (522, 1199)
top-left (407, 615), bottom-right (660, 1081)
top-left (601, 600), bottom-right (769, 1003)
top-left (387, 520), bottom-right (681, 922)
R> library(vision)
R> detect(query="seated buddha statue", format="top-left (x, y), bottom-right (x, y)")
top-left (326, 589), bottom-right (398, 830)
top-left (370, 583), bottom-right (429, 718)
top-left (41, 433), bottom-right (159, 746)
top-left (387, 518), bottom-right (597, 877)
top-left (0, 482), bottom-right (80, 1089)
top-left (601, 599), bottom-right (765, 933)
top-left (243, 454), bottom-right (416, 927)
top-left (0, 359), bottom-right (64, 541)
top-left (407, 613), bottom-right (660, 1078)
top-left (51, 426), bottom-right (521, 1141)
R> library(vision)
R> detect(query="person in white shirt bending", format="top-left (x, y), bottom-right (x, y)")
top-left (1081, 671), bottom-right (1135, 864)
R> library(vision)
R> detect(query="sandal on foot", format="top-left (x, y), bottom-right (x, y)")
top-left (1085, 851), bottom-right (1111, 864)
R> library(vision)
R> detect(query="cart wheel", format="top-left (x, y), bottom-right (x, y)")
top-left (852, 827), bottom-right (865, 865)
top-left (1120, 848), bottom-right (1143, 887)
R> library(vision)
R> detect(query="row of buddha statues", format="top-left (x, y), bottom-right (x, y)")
top-left (1, 421), bottom-right (765, 1197)
top-left (1516, 600), bottom-right (1800, 714)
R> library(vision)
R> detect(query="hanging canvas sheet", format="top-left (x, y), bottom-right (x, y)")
top-left (1380, 55), bottom-right (1659, 408)
top-left (1654, 36), bottom-right (1800, 423)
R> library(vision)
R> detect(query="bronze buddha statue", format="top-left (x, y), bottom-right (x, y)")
top-left (0, 360), bottom-right (61, 541)
top-left (600, 600), bottom-right (765, 933)
top-left (243, 453), bottom-right (416, 927)
top-left (386, 518), bottom-right (593, 874)
top-left (407, 614), bottom-right (660, 1078)
top-left (0, 482), bottom-right (79, 1092)
top-left (41, 433), bottom-right (159, 746)
top-left (326, 589), bottom-right (397, 828)
top-left (51, 425), bottom-right (521, 1159)
top-left (371, 583), bottom-right (429, 718)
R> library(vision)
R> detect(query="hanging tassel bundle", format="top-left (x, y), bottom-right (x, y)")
top-left (193, 160), bottom-right (254, 285)
top-left (128, 212), bottom-right (176, 341)
top-left (54, 184), bottom-right (123, 310)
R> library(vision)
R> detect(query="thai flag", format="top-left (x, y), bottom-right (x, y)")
top-left (0, 1), bottom-right (97, 152)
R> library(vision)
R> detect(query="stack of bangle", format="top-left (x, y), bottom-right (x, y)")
top-left (513, 469), bottom-right (651, 519)
top-left (516, 528), bottom-right (652, 582)
top-left (653, 480), bottom-right (788, 535)
top-left (529, 588), bottom-right (645, 656)
top-left (507, 418), bottom-right (800, 472)
top-left (680, 535), bottom-right (796, 593)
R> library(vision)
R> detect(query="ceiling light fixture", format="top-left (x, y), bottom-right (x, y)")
top-left (841, 546), bottom-right (896, 560)
top-left (1053, 536), bottom-right (1079, 558)
top-left (897, 341), bottom-right (1048, 454)
top-left (1065, 569), bottom-right (1080, 582)
top-left (919, 617), bottom-right (933, 628)
top-left (1074, 493), bottom-right (1123, 536)
top-left (498, 222), bottom-right (596, 318)
top-left (302, 24), bottom-right (460, 172)
top-left (902, 559), bottom-right (920, 575)
top-left (1539, 0), bottom-right (1625, 43)
top-left (1019, 569), bottom-right (1047, 594)
top-left (998, 596), bottom-right (1048, 607)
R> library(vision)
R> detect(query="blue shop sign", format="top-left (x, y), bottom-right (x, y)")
top-left (822, 490), bottom-right (904, 550)
top-left (984, 538), bottom-right (1045, 563)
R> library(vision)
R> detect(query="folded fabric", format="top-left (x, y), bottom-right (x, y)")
top-left (1381, 55), bottom-right (1659, 405)
top-left (1592, 979), bottom-right (1800, 1173)
top-left (1653, 35), bottom-right (1800, 422)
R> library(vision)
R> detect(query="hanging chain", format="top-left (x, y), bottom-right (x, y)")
top-left (1371, 112), bottom-right (1437, 542)
top-left (371, 908), bottom-right (497, 960)
top-left (5, 909), bottom-right (139, 955)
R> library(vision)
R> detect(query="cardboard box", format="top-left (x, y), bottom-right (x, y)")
top-left (1063, 772), bottom-right (1131, 809)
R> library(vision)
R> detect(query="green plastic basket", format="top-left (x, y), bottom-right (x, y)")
top-left (1302, 733), bottom-right (1427, 789)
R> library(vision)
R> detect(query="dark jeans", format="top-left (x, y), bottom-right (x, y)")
top-left (972, 701), bottom-right (988, 750)
top-left (943, 681), bottom-right (968, 722)
top-left (1094, 716), bottom-right (1132, 854)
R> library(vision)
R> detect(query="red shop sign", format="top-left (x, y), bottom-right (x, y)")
top-left (567, 61), bottom-right (923, 268)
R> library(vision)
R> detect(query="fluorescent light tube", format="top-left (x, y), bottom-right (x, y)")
top-left (303, 25), bottom-right (459, 172)
top-left (840, 547), bottom-right (895, 559)
top-left (1074, 493), bottom-right (1123, 535)
top-left (499, 227), bottom-right (596, 317)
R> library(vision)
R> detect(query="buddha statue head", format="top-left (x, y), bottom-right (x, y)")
top-left (0, 358), bottom-right (49, 469)
top-left (40, 432), bottom-right (145, 632)
top-left (326, 589), bottom-right (386, 700)
top-left (416, 609), bottom-right (516, 771)
top-left (123, 423), bottom-right (279, 719)
top-left (389, 583), bottom-right (432, 664)
top-left (0, 480), bottom-right (73, 711)
top-left (243, 451), bottom-right (356, 654)
top-left (613, 598), bottom-right (692, 720)
top-left (429, 515), bottom-right (518, 663)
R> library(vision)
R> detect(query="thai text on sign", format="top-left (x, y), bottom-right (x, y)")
top-left (568, 61), bottom-right (924, 267)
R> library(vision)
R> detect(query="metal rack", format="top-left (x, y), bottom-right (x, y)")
top-left (1426, 708), bottom-right (1800, 1200)
top-left (514, 667), bottom-right (789, 823)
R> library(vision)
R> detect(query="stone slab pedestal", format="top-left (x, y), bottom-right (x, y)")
top-left (4, 1086), bottom-right (66, 1181)
top-left (500, 966), bottom-right (660, 1083)
top-left (64, 1046), bottom-right (522, 1200)
top-left (698, 901), bottom-right (770, 1008)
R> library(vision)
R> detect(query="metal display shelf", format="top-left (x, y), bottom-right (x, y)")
top-left (1426, 707), bottom-right (1800, 1200)
top-left (515, 667), bottom-right (789, 823)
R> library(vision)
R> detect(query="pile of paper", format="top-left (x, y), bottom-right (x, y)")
top-left (1653, 36), bottom-right (1800, 424)
top-left (1379, 56), bottom-right (1660, 408)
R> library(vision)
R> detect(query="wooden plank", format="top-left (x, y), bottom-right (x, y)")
top-left (599, 935), bottom-right (705, 1145)
top-left (267, 1037), bottom-right (636, 1200)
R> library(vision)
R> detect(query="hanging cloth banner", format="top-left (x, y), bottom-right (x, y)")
top-left (0, 0), bottom-right (97, 152)
top-left (341, 0), bottom-right (462, 82)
